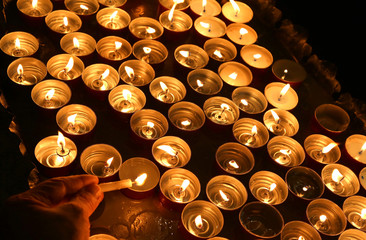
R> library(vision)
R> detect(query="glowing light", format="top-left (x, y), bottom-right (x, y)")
top-left (220, 103), bottom-right (230, 111)
top-left (125, 66), bottom-right (134, 78)
top-left (147, 121), bottom-right (155, 128)
top-left (135, 173), bottom-right (147, 186)
top-left (219, 190), bottom-right (230, 202)
top-left (157, 145), bottom-right (177, 156)
top-left (241, 99), bottom-right (248, 106)
top-left (179, 50), bottom-right (190, 58)
top-left (80, 4), bottom-right (89, 10)
top-left (359, 141), bottom-right (366, 155)
top-left (159, 81), bottom-right (169, 92)
top-left (228, 72), bottom-right (238, 80)
top-left (322, 143), bottom-right (337, 154)
top-left (253, 53), bottom-right (262, 61)
top-left (361, 209), bottom-right (366, 220)
top-left (45, 89), bottom-right (55, 101)
top-left (197, 79), bottom-right (204, 88)
top-left (251, 125), bottom-right (257, 136)
top-left (122, 89), bottom-right (132, 101)
top-left (105, 157), bottom-right (113, 168)
top-left (269, 183), bottom-right (277, 192)
top-left (65, 57), bottom-right (74, 73)
top-left (319, 215), bottom-right (327, 223)
top-left (100, 69), bottom-right (110, 80)
top-left (194, 215), bottom-right (203, 229)
top-left (73, 37), bottom-right (80, 49)
top-left (110, 10), bottom-right (118, 22)
top-left (32, 0), bottom-right (38, 9)
top-left (279, 84), bottom-right (290, 99)
top-left (270, 110), bottom-right (280, 123)
top-left (181, 120), bottom-right (192, 126)
top-left (15, 38), bottom-right (20, 48)
top-left (239, 28), bottom-right (248, 35)
top-left (115, 41), bottom-right (122, 50)
top-left (331, 169), bottom-right (344, 184)
top-left (143, 47), bottom-right (152, 54)
top-left (67, 114), bottom-right (77, 125)
top-left (229, 0), bottom-right (240, 15)
top-left (200, 22), bottom-right (210, 29)
top-left (17, 64), bottom-right (23, 75)
top-left (63, 17), bottom-right (68, 27)
top-left (228, 160), bottom-right (239, 169)
top-left (146, 27), bottom-right (156, 34)
top-left (57, 131), bottom-right (66, 150)
top-left (213, 50), bottom-right (223, 59)
top-left (180, 179), bottom-right (190, 192)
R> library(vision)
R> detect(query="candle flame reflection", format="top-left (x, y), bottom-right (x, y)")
top-left (194, 215), bottom-right (203, 229)
top-left (253, 53), bottom-right (262, 61)
top-left (135, 173), bottom-right (147, 186)
top-left (331, 168), bottom-right (344, 184)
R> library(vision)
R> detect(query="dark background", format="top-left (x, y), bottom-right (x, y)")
top-left (276, 0), bottom-right (365, 100)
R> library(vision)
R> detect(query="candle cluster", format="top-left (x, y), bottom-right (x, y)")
top-left (1, 0), bottom-right (366, 239)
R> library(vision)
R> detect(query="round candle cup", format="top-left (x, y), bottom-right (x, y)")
top-left (17, 0), bottom-right (53, 17)
top-left (218, 61), bottom-right (252, 87)
top-left (206, 175), bottom-right (247, 210)
top-left (0, 31), bottom-right (39, 57)
top-left (267, 136), bottom-right (305, 167)
top-left (321, 163), bottom-right (359, 197)
top-left (216, 142), bottom-right (254, 175)
top-left (152, 136), bottom-right (191, 168)
top-left (249, 171), bottom-right (288, 205)
top-left (34, 134), bottom-right (77, 170)
top-left (60, 32), bottom-right (96, 57)
top-left (306, 198), bottom-right (347, 236)
top-left (45, 10), bottom-right (82, 34)
top-left (222, 1), bottom-right (253, 23)
top-left (263, 108), bottom-right (299, 136)
top-left (64, 0), bottom-right (99, 16)
top-left (118, 60), bottom-right (155, 86)
top-left (304, 134), bottom-right (341, 164)
top-left (129, 17), bottom-right (164, 40)
top-left (96, 7), bottom-right (130, 30)
top-left (233, 118), bottom-right (269, 148)
top-left (339, 229), bottom-right (366, 240)
top-left (203, 38), bottom-right (237, 62)
top-left (108, 84), bottom-right (146, 114)
top-left (96, 36), bottom-right (132, 61)
top-left (174, 44), bottom-right (209, 69)
top-left (343, 195), bottom-right (366, 230)
top-left (56, 104), bottom-right (97, 135)
top-left (181, 200), bottom-right (224, 239)
top-left (160, 168), bottom-right (200, 205)
top-left (194, 16), bottom-right (226, 38)
top-left (345, 134), bottom-right (366, 164)
top-left (231, 87), bottom-right (267, 114)
top-left (241, 44), bottom-right (273, 69)
top-left (189, 0), bottom-right (221, 17)
top-left (168, 101), bottom-right (205, 131)
top-left (159, 10), bottom-right (193, 33)
top-left (149, 76), bottom-right (186, 104)
top-left (89, 234), bottom-right (118, 240)
top-left (314, 104), bottom-right (350, 134)
top-left (187, 69), bottom-right (222, 95)
top-left (281, 221), bottom-right (321, 240)
top-left (80, 144), bottom-right (122, 178)
top-left (132, 40), bottom-right (168, 64)
top-left (82, 64), bottom-right (119, 91)
top-left (47, 54), bottom-right (84, 81)
top-left (360, 167), bottom-right (366, 190)
top-left (31, 80), bottom-right (71, 109)
top-left (264, 82), bottom-right (298, 110)
top-left (119, 157), bottom-right (160, 198)
top-left (226, 23), bottom-right (257, 46)
top-left (98, 0), bottom-right (126, 7)
top-left (7, 57), bottom-right (47, 85)
top-left (203, 96), bottom-right (240, 125)
top-left (159, 0), bottom-right (190, 11)
top-left (272, 59), bottom-right (307, 84)
top-left (130, 109), bottom-right (169, 140)
top-left (285, 166), bottom-right (324, 200)
top-left (239, 202), bottom-right (284, 238)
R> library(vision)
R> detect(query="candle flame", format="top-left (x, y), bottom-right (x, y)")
top-left (228, 160), bottom-right (239, 169)
top-left (229, 0), bottom-right (240, 14)
top-left (213, 50), bottom-right (223, 59)
top-left (331, 168), bottom-right (344, 184)
top-left (200, 21), bottom-right (210, 29)
top-left (202, 0), bottom-right (207, 8)
top-left (73, 37), bottom-right (80, 49)
top-left (241, 99), bottom-right (248, 106)
top-left (105, 157), bottom-right (113, 167)
top-left (57, 131), bottom-right (66, 149)
top-left (135, 173), bottom-right (147, 186)
top-left (157, 145), bottom-right (177, 156)
top-left (45, 89), bottom-right (55, 101)
top-left (147, 121), bottom-right (155, 128)
top-left (181, 120), bottom-right (192, 126)
top-left (319, 215), bottom-right (327, 223)
top-left (65, 57), bottom-right (74, 73)
top-left (360, 141), bottom-right (366, 154)
top-left (63, 17), bottom-right (68, 27)
top-left (269, 183), bottom-right (277, 192)
top-left (67, 113), bottom-right (77, 125)
top-left (80, 4), bottom-right (89, 10)
top-left (279, 84), bottom-right (290, 98)
top-left (194, 215), bottom-right (203, 229)
top-left (219, 190), bottom-right (230, 202)
top-left (146, 27), bottom-right (156, 34)
top-left (168, 4), bottom-right (176, 22)
top-left (180, 179), bottom-right (190, 192)
top-left (122, 89), bottom-right (132, 101)
top-left (125, 66), bottom-right (134, 78)
top-left (229, 72), bottom-right (238, 80)
top-left (179, 50), bottom-right (190, 58)
top-left (32, 0), bottom-right (37, 8)
top-left (196, 79), bottom-right (204, 88)
top-left (322, 142), bottom-right (337, 154)
top-left (251, 125), bottom-right (257, 136)
top-left (220, 103), bottom-right (230, 111)
top-left (110, 10), bottom-right (118, 22)
top-left (17, 64), bottom-right (23, 75)
top-left (361, 209), bottom-right (366, 219)
top-left (298, 236), bottom-right (305, 240)
top-left (270, 110), bottom-right (280, 123)
top-left (115, 41), bottom-right (122, 50)
top-left (143, 47), bottom-right (152, 54)
top-left (100, 69), bottom-right (110, 80)
top-left (159, 81), bottom-right (169, 92)
top-left (279, 149), bottom-right (292, 155)
top-left (240, 28), bottom-right (248, 35)
top-left (253, 53), bottom-right (262, 60)
top-left (15, 38), bottom-right (20, 48)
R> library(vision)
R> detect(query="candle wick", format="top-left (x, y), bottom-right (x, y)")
top-left (359, 149), bottom-right (364, 155)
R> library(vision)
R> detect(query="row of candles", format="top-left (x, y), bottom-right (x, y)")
top-left (1, 0), bottom-right (366, 239)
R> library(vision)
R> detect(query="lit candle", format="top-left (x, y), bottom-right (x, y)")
top-left (203, 38), bottom-right (237, 62)
top-left (96, 7), bottom-right (131, 30)
top-left (45, 10), bottom-right (82, 34)
top-left (43, 88), bottom-right (55, 108)
top-left (189, 0), bottom-right (221, 17)
top-left (233, 118), bottom-right (269, 148)
top-left (1, 32), bottom-right (39, 57)
top-left (58, 56), bottom-right (74, 79)
top-left (263, 108), bottom-right (299, 136)
top-left (82, 64), bottom-right (119, 91)
top-left (313, 214), bottom-right (329, 232)
top-left (343, 195), bottom-right (366, 230)
top-left (17, 0), bottom-right (53, 17)
top-left (174, 44), bottom-right (209, 69)
top-left (142, 46), bottom-right (152, 63)
top-left (129, 17), bottom-right (164, 39)
top-left (65, 0), bottom-right (100, 16)
top-left (16, 64), bottom-right (24, 83)
top-left (267, 136), bottom-right (305, 167)
top-left (60, 32), bottom-right (96, 57)
top-left (99, 173), bottom-right (147, 192)
top-left (264, 82), bottom-right (298, 110)
top-left (130, 109), bottom-right (169, 140)
top-left (108, 85), bottom-right (146, 114)
top-left (168, 101), bottom-right (206, 131)
top-left (159, 7), bottom-right (193, 32)
top-left (240, 44), bottom-right (273, 69)
top-left (141, 121), bottom-right (156, 139)
top-left (194, 16), bottom-right (226, 38)
top-left (345, 134), bottom-right (366, 164)
top-left (218, 61), bottom-right (252, 86)
top-left (203, 97), bottom-right (239, 125)
top-left (226, 23), bottom-right (257, 45)
top-left (222, 0), bottom-right (253, 23)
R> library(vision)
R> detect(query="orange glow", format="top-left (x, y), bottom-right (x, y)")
top-left (251, 125), bottom-right (257, 136)
top-left (80, 4), bottom-right (89, 10)
top-left (17, 64), bottom-right (23, 75)
top-left (269, 183), bottom-right (277, 192)
top-left (213, 50), bottom-right (223, 59)
top-left (32, 0), bottom-right (38, 8)
top-left (57, 131), bottom-right (66, 149)
top-left (143, 47), bottom-right (152, 54)
top-left (159, 81), bottom-right (169, 92)
top-left (228, 160), bottom-right (239, 169)
top-left (179, 50), bottom-right (190, 58)
top-left (115, 41), bottom-right (122, 50)
top-left (67, 113), bottom-right (77, 125)
top-left (180, 179), bottom-right (190, 192)
top-left (181, 119), bottom-right (192, 126)
top-left (253, 53), bottom-right (262, 60)
top-left (146, 27), bottom-right (156, 34)
top-left (331, 168), bottom-right (344, 184)
top-left (322, 143), bottom-right (337, 154)
top-left (147, 121), bottom-right (155, 128)
top-left (73, 37), bottom-right (79, 49)
top-left (279, 83), bottom-right (290, 98)
top-left (229, 0), bottom-right (240, 14)
top-left (157, 145), bottom-right (177, 156)
top-left (135, 173), bottom-right (147, 186)
top-left (239, 28), bottom-right (248, 35)
top-left (196, 79), bottom-right (204, 88)
top-left (65, 57), bottom-right (74, 73)
top-left (241, 99), bottom-right (248, 106)
top-left (63, 17), bottom-right (68, 27)
top-left (110, 10), bottom-right (118, 22)
top-left (228, 72), bottom-right (238, 80)
top-left (194, 215), bottom-right (203, 229)
top-left (15, 38), bottom-right (20, 49)
top-left (105, 157), bottom-right (113, 168)
top-left (270, 110), bottom-right (280, 123)
top-left (122, 89), bottom-right (132, 101)
top-left (200, 22), bottom-right (210, 29)
top-left (219, 190), bottom-right (230, 202)
top-left (100, 69), bottom-right (110, 80)
top-left (45, 89), bottom-right (55, 101)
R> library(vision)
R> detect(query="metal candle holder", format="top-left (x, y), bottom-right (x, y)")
top-left (149, 76), bottom-right (186, 104)
top-left (187, 68), bottom-right (223, 95)
top-left (203, 96), bottom-right (240, 125)
top-left (280, 221), bottom-right (321, 240)
top-left (47, 54), bottom-right (84, 81)
top-left (31, 80), bottom-right (71, 109)
top-left (108, 84), bottom-right (146, 114)
top-left (168, 101), bottom-right (206, 131)
top-left (17, 0), bottom-right (53, 17)
top-left (304, 134), bottom-right (341, 164)
top-left (96, 7), bottom-right (130, 30)
top-left (0, 31), bottom-right (39, 57)
top-left (232, 118), bottom-right (269, 148)
top-left (45, 10), bottom-right (82, 34)
top-left (64, 0), bottom-right (99, 16)
top-left (7, 57), bottom-right (47, 85)
top-left (267, 136), bottom-right (305, 167)
top-left (343, 195), bottom-right (366, 231)
top-left (82, 64), bottom-right (119, 91)
top-left (60, 32), bottom-right (96, 57)
top-left (129, 17), bottom-right (164, 40)
top-left (130, 109), bottom-right (169, 140)
top-left (231, 87), bottom-right (267, 114)
top-left (226, 23), bottom-right (257, 46)
top-left (174, 44), bottom-right (209, 69)
top-left (263, 108), bottom-right (299, 136)
top-left (203, 38), bottom-right (237, 62)
top-left (96, 36), bottom-right (132, 61)
top-left (132, 40), bottom-right (168, 64)
top-left (218, 61), bottom-right (252, 87)
top-left (118, 59), bottom-right (155, 86)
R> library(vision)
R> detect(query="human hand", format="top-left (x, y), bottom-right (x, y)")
top-left (3, 174), bottom-right (103, 240)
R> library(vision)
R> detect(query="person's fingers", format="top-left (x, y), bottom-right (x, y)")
top-left (27, 175), bottom-right (99, 206)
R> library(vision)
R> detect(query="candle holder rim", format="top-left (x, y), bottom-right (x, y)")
top-left (267, 135), bottom-right (305, 167)
top-left (64, 0), bottom-right (100, 15)
top-left (281, 220), bottom-right (322, 240)
top-left (218, 61), bottom-right (253, 87)
top-left (31, 79), bottom-right (72, 108)
top-left (159, 9), bottom-right (193, 32)
top-left (272, 59), bottom-right (307, 84)
top-left (17, 0), bottom-right (53, 17)
top-left (129, 17), bottom-right (164, 39)
top-left (0, 31), bottom-right (39, 57)
top-left (314, 103), bottom-right (350, 133)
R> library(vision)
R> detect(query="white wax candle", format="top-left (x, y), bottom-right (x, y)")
top-left (240, 44), bottom-right (273, 69)
top-left (218, 61), bottom-right (252, 87)
top-left (194, 16), bottom-right (226, 38)
top-left (345, 134), bottom-right (366, 164)
top-left (222, 1), bottom-right (253, 23)
top-left (189, 0), bottom-right (221, 17)
top-left (99, 179), bottom-right (133, 192)
top-left (264, 82), bottom-right (298, 110)
top-left (226, 23), bottom-right (257, 45)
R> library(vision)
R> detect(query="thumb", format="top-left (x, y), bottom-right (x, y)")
top-left (67, 184), bottom-right (104, 217)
